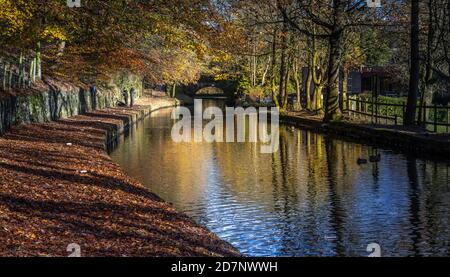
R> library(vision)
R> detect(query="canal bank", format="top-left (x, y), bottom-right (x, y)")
top-left (0, 93), bottom-right (240, 257)
top-left (280, 112), bottom-right (450, 160)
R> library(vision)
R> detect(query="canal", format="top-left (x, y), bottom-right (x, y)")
top-left (110, 100), bottom-right (450, 257)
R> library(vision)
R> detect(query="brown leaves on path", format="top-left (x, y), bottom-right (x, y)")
top-left (0, 97), bottom-right (240, 257)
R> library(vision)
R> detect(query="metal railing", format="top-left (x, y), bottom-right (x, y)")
top-left (345, 95), bottom-right (450, 133)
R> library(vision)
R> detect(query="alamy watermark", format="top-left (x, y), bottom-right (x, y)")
top-left (367, 243), bottom-right (382, 257)
top-left (67, 243), bottom-right (81, 257)
top-left (171, 100), bottom-right (280, 154)
top-left (67, 0), bottom-right (81, 8)
top-left (367, 0), bottom-right (382, 8)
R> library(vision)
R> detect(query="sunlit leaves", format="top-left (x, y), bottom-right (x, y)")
top-left (0, 0), bottom-right (32, 38)
top-left (0, 0), bottom-right (245, 87)
top-left (40, 25), bottom-right (67, 42)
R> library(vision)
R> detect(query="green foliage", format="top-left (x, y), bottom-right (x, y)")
top-left (361, 30), bottom-right (392, 66)
top-left (237, 77), bottom-right (252, 95)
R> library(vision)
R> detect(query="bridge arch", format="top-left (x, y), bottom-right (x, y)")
top-left (182, 76), bottom-right (238, 99)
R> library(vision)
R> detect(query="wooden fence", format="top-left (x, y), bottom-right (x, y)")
top-left (0, 52), bottom-right (41, 91)
top-left (345, 95), bottom-right (450, 133)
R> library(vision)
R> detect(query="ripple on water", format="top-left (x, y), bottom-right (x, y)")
top-left (111, 104), bottom-right (450, 257)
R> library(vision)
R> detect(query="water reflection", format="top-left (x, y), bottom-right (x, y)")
top-left (110, 101), bottom-right (450, 257)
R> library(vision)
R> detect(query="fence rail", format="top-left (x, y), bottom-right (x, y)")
top-left (345, 95), bottom-right (450, 133)
top-left (0, 53), bottom-right (41, 91)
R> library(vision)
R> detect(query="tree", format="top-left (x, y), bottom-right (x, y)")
top-left (405, 0), bottom-right (421, 126)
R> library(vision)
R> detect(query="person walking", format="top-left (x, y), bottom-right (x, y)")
top-left (130, 87), bottom-right (136, 107)
top-left (122, 89), bottom-right (129, 106)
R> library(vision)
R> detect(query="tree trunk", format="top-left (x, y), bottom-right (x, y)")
top-left (310, 66), bottom-right (317, 110)
top-left (306, 64), bottom-right (313, 110)
top-left (279, 34), bottom-right (287, 109)
top-left (19, 52), bottom-right (24, 88)
top-left (8, 63), bottom-right (13, 89)
top-left (31, 58), bottom-right (36, 83)
top-left (28, 59), bottom-right (32, 85)
top-left (341, 65), bottom-right (349, 111)
top-left (282, 59), bottom-right (291, 109)
top-left (252, 34), bottom-right (258, 87)
top-left (270, 29), bottom-right (280, 107)
top-left (2, 62), bottom-right (8, 90)
top-left (324, 33), bottom-right (343, 122)
top-left (312, 52), bottom-right (324, 112)
top-left (172, 83), bottom-right (177, 98)
top-left (405, 0), bottom-right (420, 126)
top-left (292, 60), bottom-right (302, 111)
top-left (261, 56), bottom-right (271, 86)
top-left (418, 0), bottom-right (436, 126)
top-left (314, 86), bottom-right (324, 111)
top-left (36, 42), bottom-right (42, 79)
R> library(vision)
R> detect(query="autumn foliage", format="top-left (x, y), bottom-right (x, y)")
top-left (0, 0), bottom-right (244, 86)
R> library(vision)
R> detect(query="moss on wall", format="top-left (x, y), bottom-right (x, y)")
top-left (0, 73), bottom-right (142, 134)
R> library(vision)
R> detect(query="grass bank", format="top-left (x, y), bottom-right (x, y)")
top-left (281, 111), bottom-right (450, 160)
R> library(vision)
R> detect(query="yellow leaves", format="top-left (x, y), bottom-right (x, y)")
top-left (211, 50), bottom-right (231, 63)
top-left (194, 43), bottom-right (208, 57)
top-left (214, 73), bottom-right (231, 81)
top-left (15, 228), bottom-right (37, 240)
top-left (0, 0), bottom-right (32, 37)
top-left (161, 48), bottom-right (203, 85)
top-left (41, 25), bottom-right (67, 41)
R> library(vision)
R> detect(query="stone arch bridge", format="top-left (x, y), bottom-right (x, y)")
top-left (182, 77), bottom-right (238, 99)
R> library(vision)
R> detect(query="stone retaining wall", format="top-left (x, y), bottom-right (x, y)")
top-left (0, 74), bottom-right (143, 135)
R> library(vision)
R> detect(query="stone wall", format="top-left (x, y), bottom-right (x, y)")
top-left (0, 73), bottom-right (143, 135)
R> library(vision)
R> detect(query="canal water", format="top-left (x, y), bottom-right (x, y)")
top-left (110, 100), bottom-right (450, 257)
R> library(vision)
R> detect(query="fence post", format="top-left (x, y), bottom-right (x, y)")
top-left (32, 57), bottom-right (36, 83)
top-left (353, 96), bottom-right (356, 118)
top-left (2, 62), bottom-right (7, 91)
top-left (370, 96), bottom-right (374, 124)
top-left (402, 102), bottom-right (406, 125)
top-left (355, 95), bottom-right (361, 118)
top-left (385, 103), bottom-right (388, 124)
top-left (346, 94), bottom-right (350, 114)
top-left (422, 103), bottom-right (426, 127)
top-left (19, 53), bottom-right (24, 88)
top-left (447, 104), bottom-right (449, 133)
top-left (8, 64), bottom-right (13, 90)
top-left (28, 58), bottom-right (32, 86)
top-left (29, 59), bottom-right (33, 85)
top-left (359, 96), bottom-right (363, 119)
top-left (36, 42), bottom-right (42, 79)
top-left (364, 98), bottom-right (368, 121)
top-left (376, 98), bottom-right (379, 124)
top-left (434, 104), bottom-right (438, 133)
